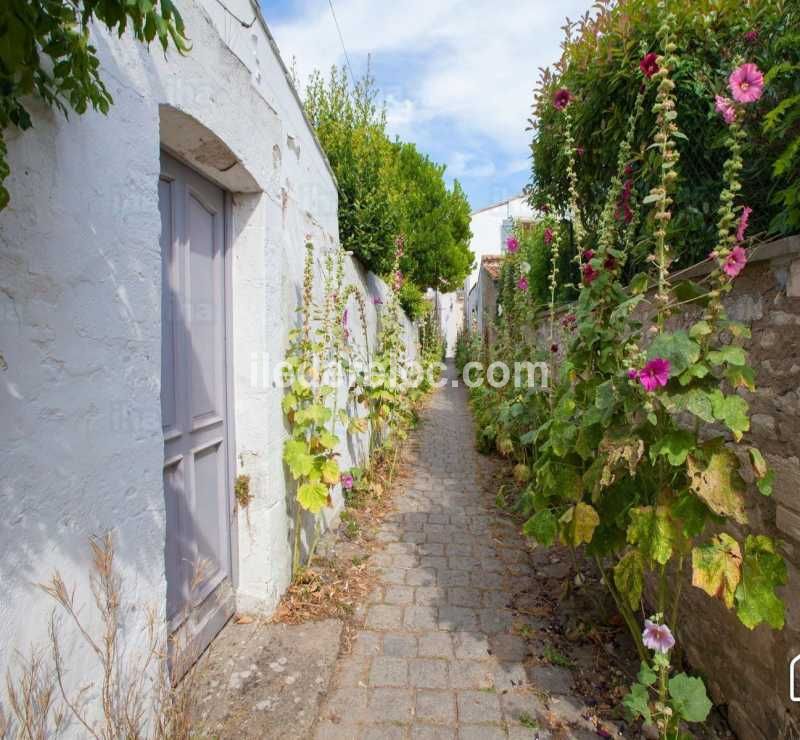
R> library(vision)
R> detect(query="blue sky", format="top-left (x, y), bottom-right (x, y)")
top-left (263, 0), bottom-right (590, 212)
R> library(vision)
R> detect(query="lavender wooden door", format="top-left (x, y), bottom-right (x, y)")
top-left (159, 152), bottom-right (235, 663)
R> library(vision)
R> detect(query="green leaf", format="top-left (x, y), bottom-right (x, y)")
top-left (629, 273), bottom-right (649, 295)
top-left (647, 330), bottom-right (700, 375)
top-left (686, 447), bottom-right (748, 524)
top-left (709, 390), bottom-right (750, 440)
top-left (756, 471), bottom-right (775, 497)
top-left (297, 481), bottom-right (329, 513)
top-left (668, 674), bottom-right (712, 723)
top-left (296, 403), bottom-right (333, 425)
top-left (627, 506), bottom-right (675, 565)
top-left (735, 535), bottom-right (787, 630)
top-left (689, 320), bottom-right (712, 339)
top-left (637, 662), bottom-right (657, 687)
top-left (283, 439), bottom-right (314, 480)
top-left (622, 683), bottom-right (652, 723)
top-left (523, 509), bottom-right (558, 546)
top-left (749, 447), bottom-right (768, 479)
top-left (614, 550), bottom-right (645, 611)
top-left (678, 363), bottom-right (710, 386)
top-left (708, 346), bottom-right (747, 367)
top-left (691, 533), bottom-right (742, 609)
top-left (561, 502), bottom-right (600, 546)
top-left (281, 392), bottom-right (297, 414)
top-left (650, 430), bottom-right (695, 466)
top-left (726, 364), bottom-right (756, 391)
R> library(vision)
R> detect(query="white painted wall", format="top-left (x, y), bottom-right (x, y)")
top-left (465, 195), bottom-right (534, 295)
top-left (0, 0), bottom-right (416, 719)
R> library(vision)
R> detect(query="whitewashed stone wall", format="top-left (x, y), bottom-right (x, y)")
top-left (0, 0), bottom-right (416, 716)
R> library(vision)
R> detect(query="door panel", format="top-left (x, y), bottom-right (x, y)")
top-left (159, 152), bottom-right (234, 663)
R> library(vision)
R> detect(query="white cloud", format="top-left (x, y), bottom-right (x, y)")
top-left (447, 151), bottom-right (496, 179)
top-left (268, 0), bottom-right (589, 152)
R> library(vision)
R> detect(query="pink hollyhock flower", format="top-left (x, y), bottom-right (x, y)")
top-left (582, 249), bottom-right (595, 262)
top-left (544, 227), bottom-right (554, 246)
top-left (506, 235), bottom-right (519, 253)
top-left (576, 146), bottom-right (585, 157)
top-left (736, 206), bottom-right (752, 243)
top-left (562, 313), bottom-right (577, 329)
top-left (728, 63), bottom-right (764, 104)
top-left (517, 275), bottom-right (529, 291)
top-left (550, 343), bottom-right (559, 353)
top-left (627, 369), bottom-right (638, 380)
top-left (340, 473), bottom-right (354, 490)
top-left (582, 264), bottom-right (599, 285)
top-left (637, 358), bottom-right (671, 391)
top-left (604, 255), bottom-right (617, 270)
top-left (715, 95), bottom-right (737, 125)
top-left (372, 295), bottom-right (383, 305)
top-left (724, 246), bottom-right (748, 277)
top-left (640, 52), bottom-right (659, 79)
top-left (553, 88), bottom-right (572, 110)
top-left (744, 29), bottom-right (759, 44)
top-left (642, 619), bottom-right (675, 653)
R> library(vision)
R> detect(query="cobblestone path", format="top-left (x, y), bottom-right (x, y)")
top-left (313, 364), bottom-right (618, 740)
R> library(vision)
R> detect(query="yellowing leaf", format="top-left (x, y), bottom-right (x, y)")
top-left (598, 434), bottom-right (644, 489)
top-left (561, 502), bottom-right (600, 546)
top-left (735, 535), bottom-right (787, 630)
top-left (627, 506), bottom-right (675, 565)
top-left (686, 448), bottom-right (748, 525)
top-left (691, 533), bottom-right (742, 608)
top-left (297, 481), bottom-right (329, 513)
top-left (320, 457), bottom-right (340, 486)
top-left (614, 550), bottom-right (645, 611)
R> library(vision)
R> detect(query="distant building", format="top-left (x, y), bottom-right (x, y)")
top-left (465, 255), bottom-right (503, 347)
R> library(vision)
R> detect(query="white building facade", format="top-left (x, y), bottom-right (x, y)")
top-left (0, 0), bottom-right (416, 711)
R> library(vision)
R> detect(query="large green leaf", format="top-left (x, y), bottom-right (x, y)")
top-left (283, 439), bottom-right (314, 480)
top-left (627, 506), bottom-right (675, 565)
top-left (708, 346), bottom-right (747, 367)
top-left (622, 683), bottom-right (652, 724)
top-left (709, 390), bottom-right (750, 441)
top-left (523, 509), bottom-right (558, 546)
top-left (650, 430), bottom-right (696, 466)
top-left (668, 674), bottom-right (712, 723)
top-left (614, 550), bottom-right (645, 611)
top-left (691, 533), bottom-right (742, 608)
top-left (319, 457), bottom-right (340, 486)
top-left (297, 481), bottom-right (329, 513)
top-left (647, 330), bottom-right (700, 374)
top-left (686, 447), bottom-right (748, 524)
top-left (734, 535), bottom-right (787, 630)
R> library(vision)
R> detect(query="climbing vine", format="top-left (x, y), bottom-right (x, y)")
top-left (465, 9), bottom-right (786, 736)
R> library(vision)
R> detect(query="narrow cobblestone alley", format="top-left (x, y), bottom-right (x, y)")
top-left (313, 364), bottom-right (622, 740)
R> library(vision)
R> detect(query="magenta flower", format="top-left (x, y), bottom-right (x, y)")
top-left (728, 63), bottom-right (764, 104)
top-left (582, 249), bottom-right (595, 262)
top-left (627, 369), bottom-right (638, 380)
top-left (550, 343), bottom-right (559, 353)
top-left (715, 95), bottom-right (737, 125)
top-left (506, 235), bottom-right (519, 253)
top-left (744, 29), bottom-right (759, 44)
top-left (553, 88), bottom-right (572, 110)
top-left (640, 52), bottom-right (659, 79)
top-left (642, 619), bottom-right (675, 653)
top-left (604, 255), bottom-right (617, 271)
top-left (724, 246), bottom-right (748, 278)
top-left (562, 313), bottom-right (577, 330)
top-left (736, 206), bottom-right (752, 243)
top-left (582, 264), bottom-right (599, 285)
top-left (340, 473), bottom-right (354, 490)
top-left (637, 358), bottom-right (671, 391)
top-left (372, 295), bottom-right (383, 305)
top-left (576, 146), bottom-right (585, 157)
top-left (517, 275), bottom-right (529, 292)
top-left (543, 227), bottom-right (554, 246)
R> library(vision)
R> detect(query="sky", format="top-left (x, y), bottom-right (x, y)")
top-left (263, 0), bottom-right (590, 212)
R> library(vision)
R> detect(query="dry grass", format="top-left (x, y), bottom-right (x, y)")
top-left (0, 534), bottom-right (198, 740)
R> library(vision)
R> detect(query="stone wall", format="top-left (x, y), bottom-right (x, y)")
top-left (531, 236), bottom-right (800, 738)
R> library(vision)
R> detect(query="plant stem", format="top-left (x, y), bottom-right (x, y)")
top-left (594, 554), bottom-right (647, 662)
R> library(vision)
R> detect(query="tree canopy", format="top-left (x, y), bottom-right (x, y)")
top-left (304, 67), bottom-right (473, 316)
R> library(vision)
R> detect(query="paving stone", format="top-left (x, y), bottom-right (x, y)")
top-left (412, 726), bottom-right (457, 740)
top-left (452, 631), bottom-right (491, 660)
top-left (405, 605), bottom-right (439, 631)
top-left (415, 586), bottom-right (446, 606)
top-left (500, 690), bottom-right (547, 723)
top-left (438, 607), bottom-right (480, 631)
top-left (383, 632), bottom-right (418, 657)
top-left (529, 665), bottom-right (574, 695)
top-left (367, 688), bottom-right (414, 721)
top-left (415, 690), bottom-right (457, 723)
top-left (457, 691), bottom-right (503, 724)
top-left (488, 634), bottom-right (528, 662)
top-left (409, 658), bottom-right (450, 688)
top-left (384, 585), bottom-right (415, 605)
top-left (369, 656), bottom-right (409, 687)
top-left (333, 655), bottom-right (370, 687)
top-left (362, 725), bottom-right (406, 740)
top-left (314, 721), bottom-right (361, 740)
top-left (418, 631), bottom-right (454, 658)
top-left (458, 726), bottom-right (507, 740)
top-left (365, 605), bottom-right (404, 630)
top-left (351, 631), bottom-right (382, 656)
